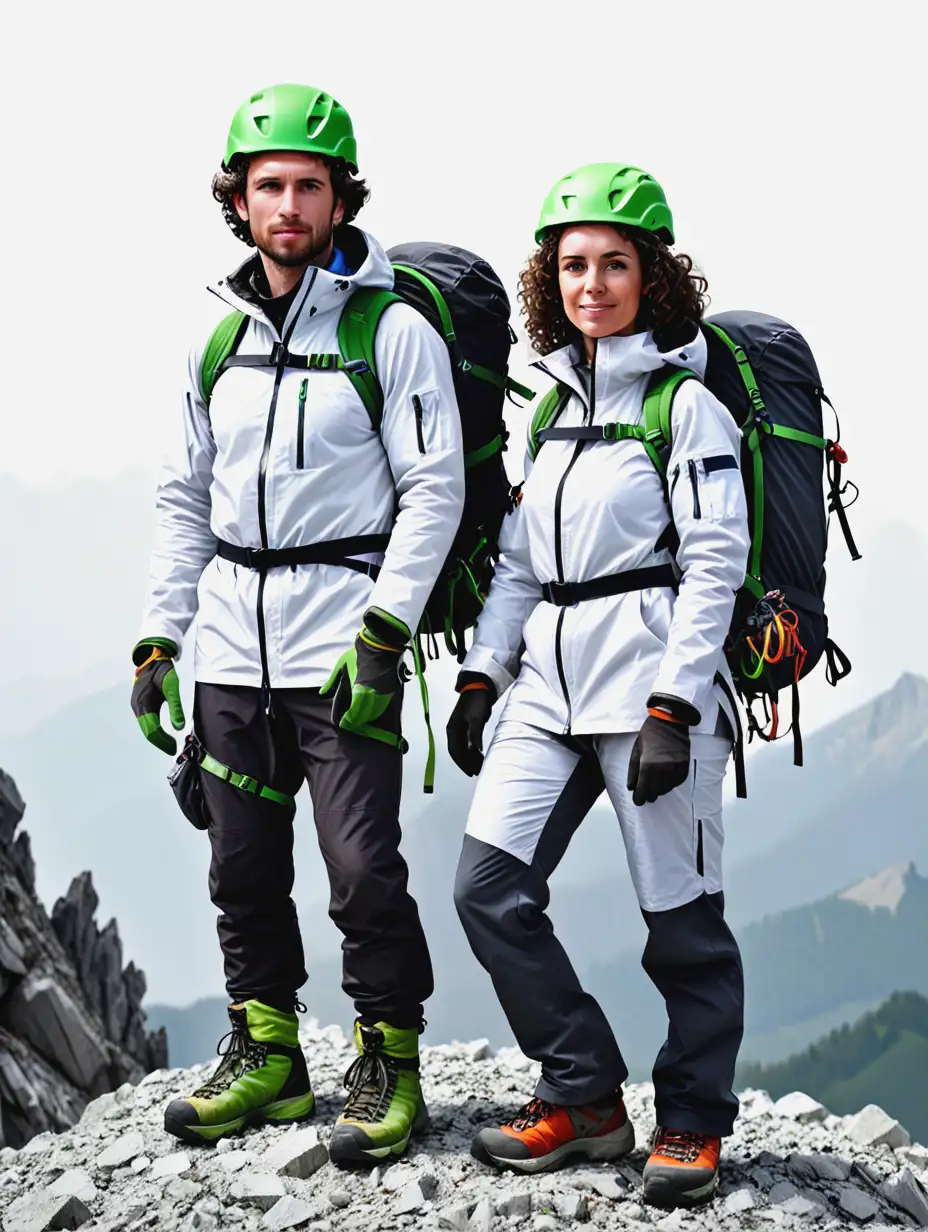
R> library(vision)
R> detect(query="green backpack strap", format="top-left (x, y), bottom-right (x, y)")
top-left (199, 310), bottom-right (249, 403)
top-left (641, 367), bottom-right (698, 476)
top-left (336, 287), bottom-right (404, 430)
top-left (528, 383), bottom-right (572, 460)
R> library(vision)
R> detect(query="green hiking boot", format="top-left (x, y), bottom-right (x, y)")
top-left (163, 1000), bottom-right (314, 1144)
top-left (329, 1020), bottom-right (429, 1167)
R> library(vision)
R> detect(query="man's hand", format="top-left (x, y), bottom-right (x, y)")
top-left (320, 608), bottom-right (409, 743)
top-left (447, 678), bottom-right (495, 776)
top-left (131, 641), bottom-right (185, 755)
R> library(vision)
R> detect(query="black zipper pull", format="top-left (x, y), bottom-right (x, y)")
top-left (688, 459), bottom-right (702, 518)
top-left (297, 379), bottom-right (308, 469)
top-left (412, 393), bottom-right (426, 454)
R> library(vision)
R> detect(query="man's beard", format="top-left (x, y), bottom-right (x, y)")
top-left (256, 218), bottom-right (335, 270)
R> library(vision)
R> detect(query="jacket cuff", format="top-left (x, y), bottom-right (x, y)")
top-left (132, 637), bottom-right (179, 667)
top-left (459, 645), bottom-right (515, 700)
top-left (646, 692), bottom-right (701, 726)
top-left (363, 607), bottom-right (411, 651)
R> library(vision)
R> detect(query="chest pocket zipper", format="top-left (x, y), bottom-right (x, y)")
top-left (687, 459), bottom-right (702, 519)
top-left (412, 394), bottom-right (426, 455)
top-left (296, 379), bottom-right (308, 469)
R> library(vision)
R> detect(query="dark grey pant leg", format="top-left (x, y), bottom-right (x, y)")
top-left (195, 683), bottom-right (307, 1010)
top-left (283, 690), bottom-right (432, 1027)
top-left (455, 757), bottom-right (628, 1105)
top-left (641, 891), bottom-right (744, 1137)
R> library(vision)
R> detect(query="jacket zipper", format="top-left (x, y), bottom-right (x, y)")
top-left (687, 459), bottom-right (702, 519)
top-left (256, 267), bottom-right (319, 712)
top-left (552, 342), bottom-right (597, 730)
top-left (296, 379), bottom-right (308, 469)
top-left (412, 394), bottom-right (426, 455)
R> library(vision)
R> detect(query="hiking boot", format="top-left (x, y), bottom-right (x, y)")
top-left (643, 1128), bottom-right (721, 1208)
top-left (328, 1020), bottom-right (429, 1168)
top-left (163, 1000), bottom-right (314, 1144)
top-left (471, 1090), bottom-right (634, 1174)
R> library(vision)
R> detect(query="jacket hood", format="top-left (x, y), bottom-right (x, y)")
top-left (532, 327), bottom-right (708, 406)
top-left (208, 225), bottom-right (395, 332)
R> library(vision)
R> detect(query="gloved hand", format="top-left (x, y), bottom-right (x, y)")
top-left (627, 698), bottom-right (696, 806)
top-left (320, 607), bottom-right (409, 745)
top-left (131, 640), bottom-right (185, 755)
top-left (447, 676), bottom-right (496, 776)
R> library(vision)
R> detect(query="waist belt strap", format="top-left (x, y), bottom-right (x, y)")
top-left (216, 534), bottom-right (390, 578)
top-left (541, 564), bottom-right (678, 606)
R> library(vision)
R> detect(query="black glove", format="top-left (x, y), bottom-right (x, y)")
top-left (447, 676), bottom-right (496, 777)
top-left (627, 713), bottom-right (692, 807)
top-left (320, 608), bottom-right (409, 746)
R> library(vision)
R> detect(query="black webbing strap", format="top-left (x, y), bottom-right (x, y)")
top-left (540, 564), bottom-right (678, 607)
top-left (216, 534), bottom-right (390, 578)
top-left (714, 672), bottom-right (747, 799)
top-left (219, 346), bottom-right (371, 378)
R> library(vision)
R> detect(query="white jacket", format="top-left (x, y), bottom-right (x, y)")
top-left (140, 228), bottom-right (465, 686)
top-left (462, 328), bottom-right (750, 736)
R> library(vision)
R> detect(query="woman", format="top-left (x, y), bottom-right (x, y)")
top-left (447, 164), bottom-right (750, 1211)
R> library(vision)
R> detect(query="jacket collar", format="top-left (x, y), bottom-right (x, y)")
top-left (532, 327), bottom-right (708, 406)
top-left (207, 226), bottom-right (395, 340)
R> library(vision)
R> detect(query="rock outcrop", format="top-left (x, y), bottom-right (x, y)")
top-left (0, 768), bottom-right (166, 1149)
top-left (2, 1020), bottom-right (927, 1231)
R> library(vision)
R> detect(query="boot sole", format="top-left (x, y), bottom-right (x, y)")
top-left (643, 1170), bottom-right (719, 1210)
top-left (164, 1091), bottom-right (316, 1145)
top-left (329, 1101), bottom-right (430, 1169)
top-left (472, 1120), bottom-right (635, 1174)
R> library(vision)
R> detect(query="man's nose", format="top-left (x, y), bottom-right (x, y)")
top-left (278, 185), bottom-right (299, 216)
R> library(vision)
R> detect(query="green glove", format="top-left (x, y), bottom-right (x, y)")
top-left (131, 639), bottom-right (185, 755)
top-left (320, 608), bottom-right (409, 748)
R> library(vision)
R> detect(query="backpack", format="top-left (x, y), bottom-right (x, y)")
top-left (200, 243), bottom-right (532, 665)
top-left (529, 311), bottom-right (860, 786)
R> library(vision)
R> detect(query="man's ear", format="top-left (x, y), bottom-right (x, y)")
top-left (233, 192), bottom-right (249, 223)
top-left (333, 197), bottom-right (346, 228)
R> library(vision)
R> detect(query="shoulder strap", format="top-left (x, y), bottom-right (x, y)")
top-left (200, 311), bottom-right (249, 403)
top-left (336, 288), bottom-right (403, 431)
top-left (641, 367), bottom-right (699, 475)
top-left (529, 383), bottom-right (572, 461)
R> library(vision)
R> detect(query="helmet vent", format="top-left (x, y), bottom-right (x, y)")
top-left (254, 115), bottom-right (271, 135)
top-left (560, 194), bottom-right (576, 210)
top-left (250, 92), bottom-right (265, 104)
top-left (307, 95), bottom-right (333, 139)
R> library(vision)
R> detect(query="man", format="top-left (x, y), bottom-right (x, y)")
top-left (131, 83), bottom-right (464, 1165)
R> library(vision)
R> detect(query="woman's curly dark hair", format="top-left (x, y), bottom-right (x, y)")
top-left (519, 226), bottom-right (708, 355)
top-left (211, 155), bottom-right (370, 247)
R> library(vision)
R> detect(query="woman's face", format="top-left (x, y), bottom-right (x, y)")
top-left (558, 224), bottom-right (643, 352)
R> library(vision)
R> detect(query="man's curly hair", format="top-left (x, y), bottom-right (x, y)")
top-left (211, 155), bottom-right (370, 247)
top-left (519, 226), bottom-right (708, 355)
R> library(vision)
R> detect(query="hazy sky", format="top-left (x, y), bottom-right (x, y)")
top-left (4, 1), bottom-right (925, 520)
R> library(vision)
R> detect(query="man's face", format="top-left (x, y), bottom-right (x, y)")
top-left (234, 152), bottom-right (345, 269)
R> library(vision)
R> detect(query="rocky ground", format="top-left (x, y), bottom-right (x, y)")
top-left (3, 1019), bottom-right (928, 1232)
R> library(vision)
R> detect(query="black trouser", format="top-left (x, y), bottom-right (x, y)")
top-left (195, 683), bottom-right (432, 1025)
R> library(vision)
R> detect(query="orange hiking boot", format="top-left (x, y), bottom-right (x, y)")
top-left (471, 1091), bottom-right (634, 1174)
top-left (643, 1128), bottom-right (721, 1208)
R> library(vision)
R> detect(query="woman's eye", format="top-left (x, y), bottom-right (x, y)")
top-left (607, 260), bottom-right (628, 271)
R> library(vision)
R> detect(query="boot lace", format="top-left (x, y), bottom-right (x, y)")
top-left (506, 1098), bottom-right (555, 1132)
top-left (651, 1128), bottom-right (707, 1163)
top-left (342, 1034), bottom-right (397, 1122)
top-left (193, 1017), bottom-right (267, 1099)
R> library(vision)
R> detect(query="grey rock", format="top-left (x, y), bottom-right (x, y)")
top-left (838, 1184), bottom-right (881, 1222)
top-left (262, 1195), bottom-right (317, 1230)
top-left (95, 1130), bottom-right (145, 1171)
top-left (769, 1180), bottom-right (800, 1204)
top-left (218, 1150), bottom-right (254, 1173)
top-left (846, 1106), bottom-right (912, 1151)
top-left (533, 1218), bottom-right (558, 1232)
top-left (6, 975), bottom-right (109, 1091)
top-left (555, 1190), bottom-right (589, 1219)
top-left (396, 1180), bottom-right (433, 1215)
top-left (465, 1040), bottom-right (494, 1062)
top-left (655, 1213), bottom-right (693, 1231)
top-left (0, 770), bottom-right (26, 847)
top-left (497, 1191), bottom-right (532, 1217)
top-left (624, 1206), bottom-right (648, 1222)
top-left (2, 1190), bottom-right (92, 1232)
top-left (262, 1127), bottom-right (328, 1179)
top-left (47, 1169), bottom-right (97, 1203)
top-left (723, 1187), bottom-right (757, 1213)
top-left (148, 1150), bottom-right (191, 1178)
top-left (787, 1151), bottom-right (853, 1183)
top-left (780, 1194), bottom-right (826, 1219)
top-left (164, 1177), bottom-right (202, 1203)
top-left (881, 1168), bottom-right (928, 1225)
top-left (328, 1190), bottom-right (351, 1209)
top-left (382, 1163), bottom-right (417, 1192)
top-left (774, 1092), bottom-right (829, 1123)
top-left (230, 1171), bottom-right (287, 1211)
top-left (751, 1166), bottom-right (778, 1189)
top-left (439, 1204), bottom-right (474, 1230)
top-left (468, 1197), bottom-right (492, 1231)
top-left (591, 1176), bottom-right (626, 1200)
top-left (130, 1155), bottom-right (151, 1173)
top-left (12, 831), bottom-right (36, 894)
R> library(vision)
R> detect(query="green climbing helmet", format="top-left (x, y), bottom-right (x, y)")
top-left (224, 83), bottom-right (357, 171)
top-left (535, 163), bottom-right (674, 246)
